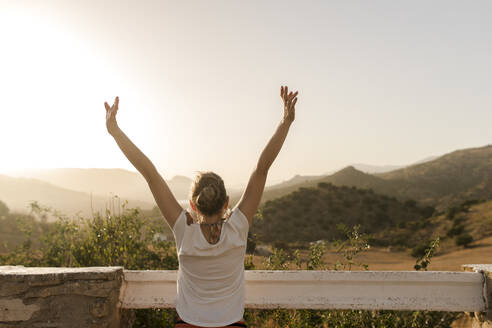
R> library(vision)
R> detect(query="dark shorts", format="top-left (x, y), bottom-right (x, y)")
top-left (174, 316), bottom-right (247, 328)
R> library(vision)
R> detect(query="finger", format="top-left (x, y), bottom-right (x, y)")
top-left (280, 86), bottom-right (283, 98)
top-left (289, 95), bottom-right (298, 108)
top-left (285, 86), bottom-right (288, 99)
top-left (104, 102), bottom-right (110, 111)
top-left (115, 96), bottom-right (119, 111)
top-left (287, 92), bottom-right (294, 104)
top-left (291, 91), bottom-right (298, 100)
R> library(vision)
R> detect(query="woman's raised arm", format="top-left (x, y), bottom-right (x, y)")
top-left (105, 97), bottom-right (182, 228)
top-left (237, 86), bottom-right (298, 226)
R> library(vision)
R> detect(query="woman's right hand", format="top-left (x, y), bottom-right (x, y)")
top-left (280, 86), bottom-right (298, 124)
top-left (104, 96), bottom-right (119, 135)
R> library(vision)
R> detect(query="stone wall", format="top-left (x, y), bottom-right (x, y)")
top-left (0, 266), bottom-right (130, 328)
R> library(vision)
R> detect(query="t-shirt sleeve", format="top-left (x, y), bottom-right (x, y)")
top-left (230, 206), bottom-right (249, 242)
top-left (172, 209), bottom-right (187, 249)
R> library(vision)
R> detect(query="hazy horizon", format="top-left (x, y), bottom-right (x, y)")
top-left (0, 150), bottom-right (442, 188)
top-left (1, 0), bottom-right (491, 187)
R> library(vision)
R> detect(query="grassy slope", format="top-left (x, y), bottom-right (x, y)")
top-left (250, 199), bottom-right (492, 271)
top-left (377, 145), bottom-right (492, 208)
top-left (238, 144), bottom-right (492, 211)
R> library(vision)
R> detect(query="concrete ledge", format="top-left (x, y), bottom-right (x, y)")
top-left (2, 265), bottom-right (491, 327)
top-left (462, 264), bottom-right (492, 327)
top-left (122, 270), bottom-right (485, 311)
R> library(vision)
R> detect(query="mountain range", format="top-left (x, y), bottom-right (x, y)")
top-left (3, 144), bottom-right (492, 217)
top-left (0, 174), bottom-right (152, 219)
top-left (254, 145), bottom-right (492, 210)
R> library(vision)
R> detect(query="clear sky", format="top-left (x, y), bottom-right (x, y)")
top-left (1, 0), bottom-right (491, 187)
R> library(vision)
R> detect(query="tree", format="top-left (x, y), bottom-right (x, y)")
top-left (456, 233), bottom-right (473, 248)
top-left (0, 200), bottom-right (9, 216)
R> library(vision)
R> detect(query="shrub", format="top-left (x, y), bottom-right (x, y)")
top-left (414, 237), bottom-right (440, 271)
top-left (246, 232), bottom-right (257, 254)
top-left (411, 242), bottom-right (429, 258)
top-left (446, 224), bottom-right (465, 237)
top-left (404, 199), bottom-right (417, 208)
top-left (0, 201), bottom-right (179, 327)
top-left (446, 206), bottom-right (460, 220)
top-left (455, 233), bottom-right (473, 248)
top-left (1, 201), bottom-right (461, 327)
top-left (0, 200), bottom-right (9, 216)
top-left (420, 206), bottom-right (435, 218)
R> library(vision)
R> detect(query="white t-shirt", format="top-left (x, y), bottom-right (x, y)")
top-left (172, 206), bottom-right (249, 327)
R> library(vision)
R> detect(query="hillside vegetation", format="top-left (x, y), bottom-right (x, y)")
top-left (370, 199), bottom-right (492, 255)
top-left (250, 145), bottom-right (492, 210)
top-left (251, 182), bottom-right (433, 244)
top-left (377, 145), bottom-right (492, 208)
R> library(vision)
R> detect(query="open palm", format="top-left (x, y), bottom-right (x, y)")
top-left (281, 86), bottom-right (298, 123)
top-left (104, 96), bottom-right (119, 135)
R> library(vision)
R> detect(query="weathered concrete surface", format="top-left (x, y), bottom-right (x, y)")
top-left (122, 269), bottom-right (484, 311)
top-left (0, 266), bottom-right (131, 328)
top-left (2, 266), bottom-right (490, 326)
top-left (462, 264), bottom-right (492, 328)
top-left (0, 299), bottom-right (40, 321)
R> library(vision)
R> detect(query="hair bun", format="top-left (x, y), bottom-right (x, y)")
top-left (197, 185), bottom-right (217, 207)
top-left (190, 171), bottom-right (227, 216)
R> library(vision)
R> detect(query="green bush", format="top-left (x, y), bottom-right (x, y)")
top-left (0, 200), bottom-right (9, 217)
top-left (447, 224), bottom-right (465, 237)
top-left (0, 203), bottom-right (462, 327)
top-left (411, 242), bottom-right (429, 258)
top-left (0, 201), bottom-right (179, 327)
top-left (455, 233), bottom-right (473, 248)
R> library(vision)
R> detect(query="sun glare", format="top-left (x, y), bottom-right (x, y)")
top-left (0, 7), bottom-right (153, 172)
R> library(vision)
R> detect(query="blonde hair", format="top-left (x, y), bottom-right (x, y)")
top-left (190, 171), bottom-right (228, 217)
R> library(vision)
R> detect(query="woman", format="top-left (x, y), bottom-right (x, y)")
top-left (104, 86), bottom-right (298, 327)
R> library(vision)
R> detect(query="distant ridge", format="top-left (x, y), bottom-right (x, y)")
top-left (376, 144), bottom-right (492, 208)
top-left (255, 145), bottom-right (492, 209)
top-left (5, 168), bottom-right (194, 204)
top-left (324, 155), bottom-right (438, 175)
top-left (350, 164), bottom-right (403, 174)
top-left (0, 174), bottom-right (153, 219)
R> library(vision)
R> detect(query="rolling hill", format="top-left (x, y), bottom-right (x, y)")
top-left (249, 145), bottom-right (492, 210)
top-left (5, 168), bottom-right (194, 204)
top-left (0, 174), bottom-right (154, 219)
top-left (237, 166), bottom-right (398, 206)
top-left (377, 145), bottom-right (492, 208)
top-left (251, 182), bottom-right (433, 244)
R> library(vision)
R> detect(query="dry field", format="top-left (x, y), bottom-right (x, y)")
top-left (252, 235), bottom-right (492, 271)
